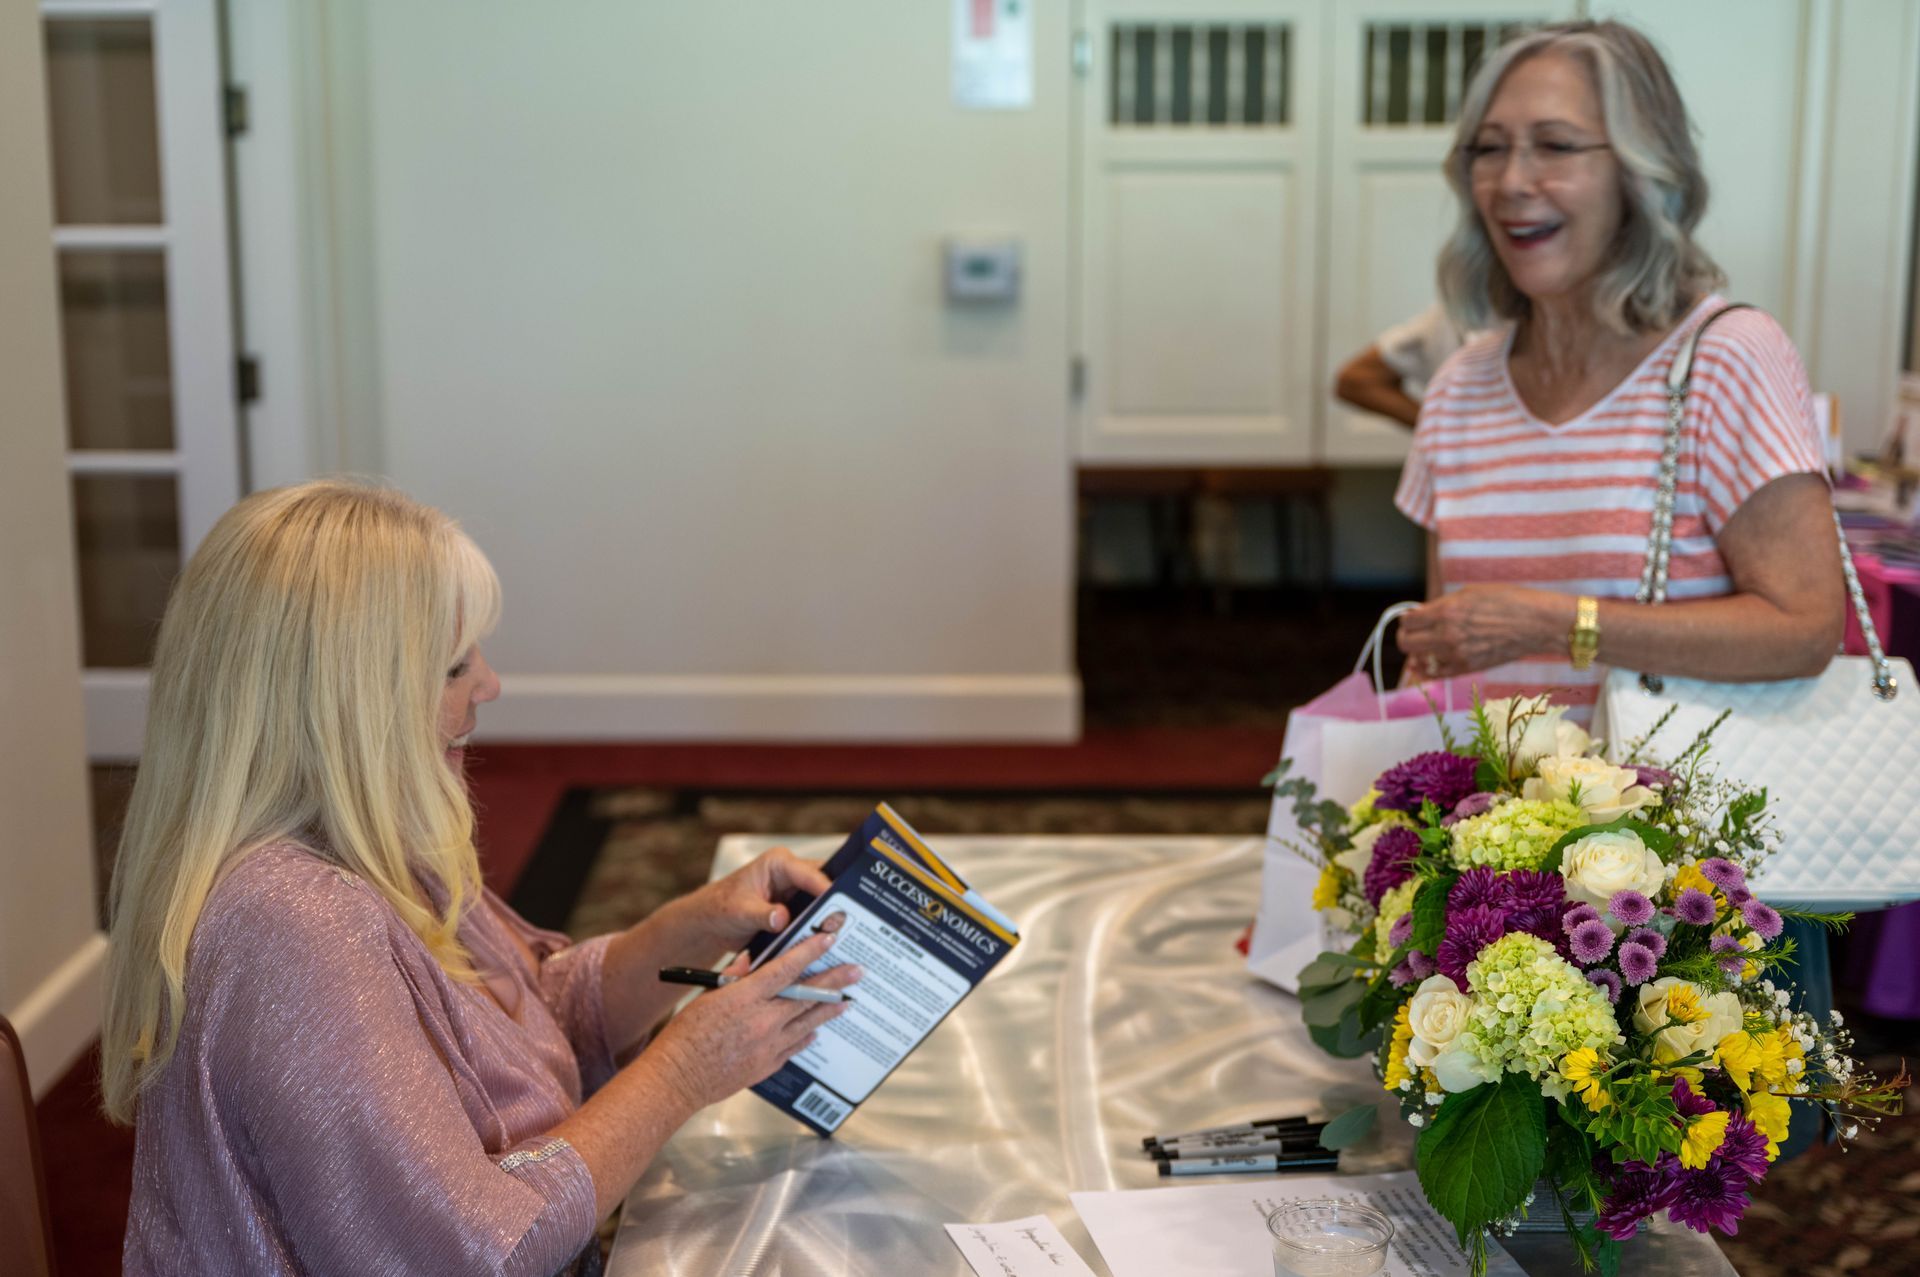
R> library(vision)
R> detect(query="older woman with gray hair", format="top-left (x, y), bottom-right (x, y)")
top-left (1393, 19), bottom-right (1844, 711)
top-left (1392, 18), bottom-right (1844, 1158)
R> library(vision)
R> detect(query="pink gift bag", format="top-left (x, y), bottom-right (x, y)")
top-left (1248, 604), bottom-right (1486, 990)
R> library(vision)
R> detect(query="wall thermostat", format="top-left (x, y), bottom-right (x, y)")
top-left (944, 238), bottom-right (1021, 304)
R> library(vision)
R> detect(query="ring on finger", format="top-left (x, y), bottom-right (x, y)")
top-left (1424, 655), bottom-right (1441, 676)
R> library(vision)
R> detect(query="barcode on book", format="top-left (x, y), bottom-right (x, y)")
top-left (794, 1083), bottom-right (851, 1131)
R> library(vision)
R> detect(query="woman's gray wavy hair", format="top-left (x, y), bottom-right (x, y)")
top-left (1437, 20), bottom-right (1725, 336)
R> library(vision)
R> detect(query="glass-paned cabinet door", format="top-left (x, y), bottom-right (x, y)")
top-left (41, 0), bottom-right (239, 757)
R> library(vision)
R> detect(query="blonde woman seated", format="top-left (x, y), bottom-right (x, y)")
top-left (104, 480), bottom-right (861, 1276)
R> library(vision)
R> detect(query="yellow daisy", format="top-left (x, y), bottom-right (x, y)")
top-left (1559, 1047), bottom-right (1613, 1112)
top-left (1383, 1003), bottom-right (1415, 1093)
top-left (1745, 1091), bottom-right (1792, 1161)
top-left (1312, 863), bottom-right (1343, 911)
top-left (1679, 1110), bottom-right (1731, 1169)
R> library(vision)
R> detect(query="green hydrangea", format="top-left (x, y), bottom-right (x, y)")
top-left (1447, 798), bottom-right (1585, 872)
top-left (1462, 933), bottom-right (1621, 1081)
top-left (1373, 878), bottom-right (1420, 958)
top-left (1348, 788), bottom-right (1386, 830)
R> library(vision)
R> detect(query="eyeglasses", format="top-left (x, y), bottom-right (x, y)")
top-left (1461, 139), bottom-right (1611, 182)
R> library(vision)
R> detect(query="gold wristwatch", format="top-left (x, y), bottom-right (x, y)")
top-left (1569, 596), bottom-right (1600, 671)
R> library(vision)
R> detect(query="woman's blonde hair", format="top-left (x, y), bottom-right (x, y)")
top-left (1437, 20), bottom-right (1725, 335)
top-left (100, 479), bottom-right (501, 1123)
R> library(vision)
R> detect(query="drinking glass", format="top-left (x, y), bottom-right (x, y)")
top-left (1266, 1199), bottom-right (1394, 1277)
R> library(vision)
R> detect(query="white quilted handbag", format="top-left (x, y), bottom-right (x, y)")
top-left (1593, 305), bottom-right (1920, 910)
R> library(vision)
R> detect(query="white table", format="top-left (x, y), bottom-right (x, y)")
top-left (605, 835), bottom-right (1737, 1276)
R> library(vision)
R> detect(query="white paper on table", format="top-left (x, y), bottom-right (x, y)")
top-left (1071, 1171), bottom-right (1522, 1277)
top-left (945, 1216), bottom-right (1099, 1277)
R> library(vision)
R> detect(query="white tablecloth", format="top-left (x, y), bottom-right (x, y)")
top-left (605, 835), bottom-right (1736, 1276)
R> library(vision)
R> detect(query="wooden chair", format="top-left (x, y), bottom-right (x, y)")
top-left (0, 1013), bottom-right (58, 1276)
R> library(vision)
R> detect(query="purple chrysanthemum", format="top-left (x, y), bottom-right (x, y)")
top-left (1674, 888), bottom-right (1718, 927)
top-left (1727, 885), bottom-right (1754, 907)
top-left (1507, 906), bottom-right (1564, 939)
top-left (1595, 1158), bottom-right (1681, 1242)
top-left (1671, 1076), bottom-right (1717, 1118)
top-left (1562, 902), bottom-right (1603, 936)
top-left (1442, 791), bottom-right (1499, 827)
top-left (1586, 968), bottom-right (1622, 1004)
top-left (1668, 1160), bottom-right (1752, 1235)
top-left (1742, 899), bottom-right (1784, 940)
top-left (1406, 949), bottom-right (1436, 980)
top-left (1608, 889), bottom-right (1655, 927)
top-left (1362, 826), bottom-right (1422, 908)
top-left (1502, 869), bottom-right (1567, 915)
top-left (1633, 765), bottom-right (1676, 792)
top-left (1710, 934), bottom-right (1746, 977)
top-left (1626, 926), bottom-right (1668, 959)
top-left (1435, 904), bottom-right (1509, 990)
top-left (1374, 751), bottom-right (1481, 814)
top-left (1449, 866), bottom-right (1506, 914)
top-left (1619, 941), bottom-right (1658, 984)
top-left (1570, 919), bottom-right (1616, 965)
top-left (1388, 959), bottom-right (1419, 987)
top-left (1699, 858), bottom-right (1746, 892)
top-left (1388, 911), bottom-right (1416, 949)
top-left (1716, 1113), bottom-right (1771, 1182)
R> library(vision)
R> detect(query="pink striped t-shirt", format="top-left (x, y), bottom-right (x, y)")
top-left (1394, 296), bottom-right (1827, 716)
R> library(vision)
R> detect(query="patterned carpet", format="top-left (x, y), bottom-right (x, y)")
top-left (535, 786), bottom-right (1917, 1277)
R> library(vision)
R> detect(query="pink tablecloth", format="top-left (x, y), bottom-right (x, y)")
top-left (1839, 553), bottom-right (1920, 1019)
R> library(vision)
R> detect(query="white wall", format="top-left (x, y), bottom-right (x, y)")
top-left (244, 1), bottom-right (1077, 740)
top-left (0, 4), bottom-right (109, 1095)
top-left (1596, 0), bottom-right (1920, 453)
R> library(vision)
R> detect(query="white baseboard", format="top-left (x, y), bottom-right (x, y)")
top-left (10, 931), bottom-right (109, 1100)
top-left (84, 669), bottom-right (1083, 752)
top-left (482, 673), bottom-right (1083, 741)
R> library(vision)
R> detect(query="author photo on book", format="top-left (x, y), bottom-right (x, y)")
top-left (103, 479), bottom-right (863, 1276)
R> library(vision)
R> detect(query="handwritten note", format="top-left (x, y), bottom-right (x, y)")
top-left (945, 1216), bottom-right (1100, 1277)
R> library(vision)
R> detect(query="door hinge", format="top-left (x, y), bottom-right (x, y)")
top-left (1070, 355), bottom-right (1087, 400)
top-left (224, 84), bottom-right (250, 138)
top-left (1072, 30), bottom-right (1092, 78)
top-left (236, 354), bottom-right (262, 405)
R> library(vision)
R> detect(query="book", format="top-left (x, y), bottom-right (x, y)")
top-left (743, 803), bottom-right (1020, 1134)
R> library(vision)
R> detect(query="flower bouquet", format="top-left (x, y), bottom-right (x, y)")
top-left (1275, 694), bottom-right (1907, 1275)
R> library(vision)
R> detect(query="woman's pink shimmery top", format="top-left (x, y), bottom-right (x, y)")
top-left (123, 841), bottom-right (618, 1276)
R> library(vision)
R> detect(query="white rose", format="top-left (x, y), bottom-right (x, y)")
top-left (1522, 755), bottom-right (1657, 824)
top-left (1406, 975), bottom-right (1475, 1069)
top-left (1631, 979), bottom-right (1744, 1064)
top-left (1429, 1037), bottom-right (1499, 1093)
top-left (1481, 695), bottom-right (1592, 766)
top-left (1561, 830), bottom-right (1666, 913)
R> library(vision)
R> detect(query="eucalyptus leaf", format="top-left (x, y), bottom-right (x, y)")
top-left (1416, 1073), bottom-right (1548, 1249)
top-left (1301, 975), bottom-right (1368, 1027)
top-left (1317, 1103), bottom-right (1378, 1151)
top-left (1297, 952), bottom-right (1371, 989)
top-left (1307, 1014), bottom-right (1381, 1058)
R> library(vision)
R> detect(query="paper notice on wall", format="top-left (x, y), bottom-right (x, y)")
top-left (953, 0), bottom-right (1032, 109)
top-left (945, 1216), bottom-right (1099, 1277)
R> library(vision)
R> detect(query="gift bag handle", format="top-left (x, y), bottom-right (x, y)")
top-left (1353, 601), bottom-right (1454, 720)
top-left (1635, 304), bottom-right (1896, 702)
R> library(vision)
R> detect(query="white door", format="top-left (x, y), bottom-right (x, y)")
top-left (40, 0), bottom-right (241, 759)
top-left (1075, 0), bottom-right (1325, 464)
top-left (1320, 0), bottom-right (1574, 465)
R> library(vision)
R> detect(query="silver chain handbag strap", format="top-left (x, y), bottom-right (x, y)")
top-left (1635, 303), bottom-right (1896, 701)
